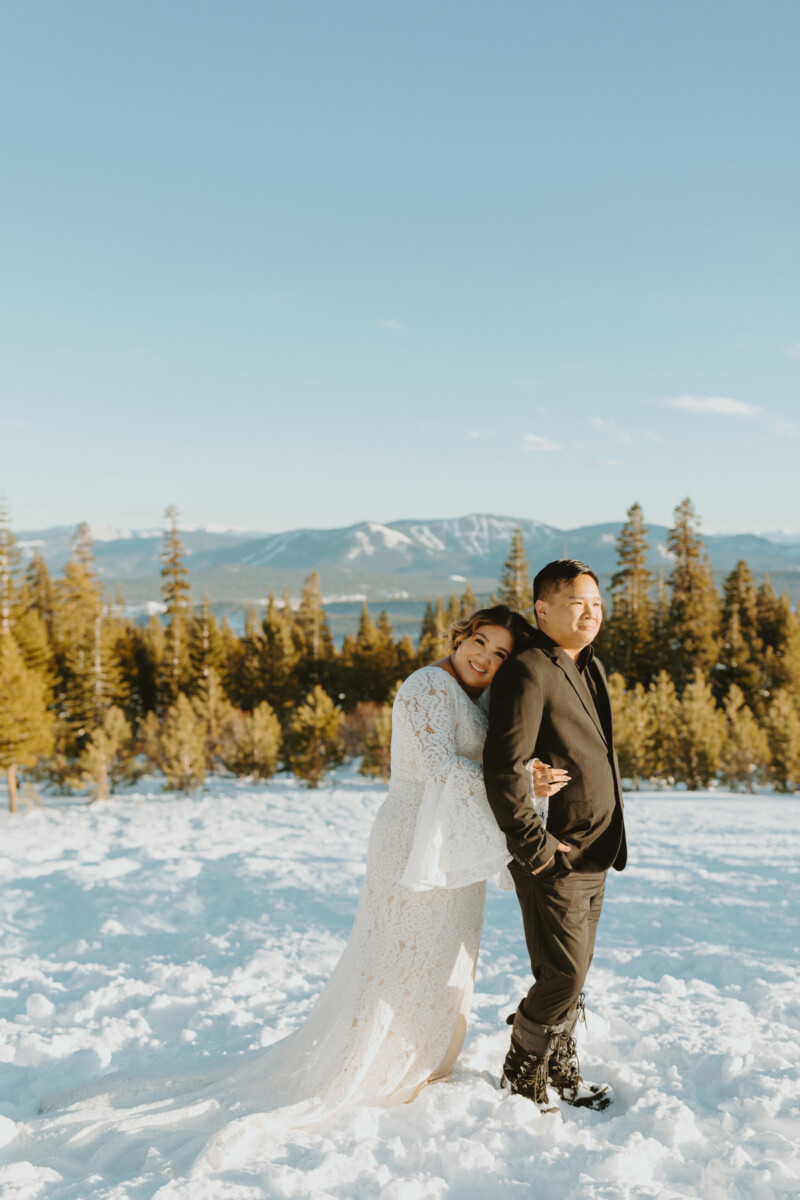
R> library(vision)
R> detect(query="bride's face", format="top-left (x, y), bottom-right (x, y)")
top-left (452, 623), bottom-right (514, 689)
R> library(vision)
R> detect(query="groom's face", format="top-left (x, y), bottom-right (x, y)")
top-left (535, 574), bottom-right (603, 653)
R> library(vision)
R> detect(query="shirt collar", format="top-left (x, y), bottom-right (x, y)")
top-left (535, 628), bottom-right (595, 670)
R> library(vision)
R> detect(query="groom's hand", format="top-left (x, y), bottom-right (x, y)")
top-left (532, 842), bottom-right (572, 874)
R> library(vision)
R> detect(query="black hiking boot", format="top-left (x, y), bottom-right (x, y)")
top-left (548, 995), bottom-right (613, 1111)
top-left (500, 1007), bottom-right (561, 1113)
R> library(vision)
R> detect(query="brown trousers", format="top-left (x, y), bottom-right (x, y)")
top-left (510, 858), bottom-right (607, 1026)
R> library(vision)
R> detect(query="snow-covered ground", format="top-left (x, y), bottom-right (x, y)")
top-left (0, 768), bottom-right (798, 1200)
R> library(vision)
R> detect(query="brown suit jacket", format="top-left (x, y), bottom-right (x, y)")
top-left (483, 631), bottom-right (627, 875)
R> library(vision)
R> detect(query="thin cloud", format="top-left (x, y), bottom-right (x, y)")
top-left (588, 417), bottom-right (634, 445)
top-left (583, 459), bottom-right (626, 468)
top-left (379, 318), bottom-right (405, 331)
top-left (666, 395), bottom-right (761, 418)
top-left (781, 344), bottom-right (800, 361)
top-left (522, 434), bottom-right (561, 452)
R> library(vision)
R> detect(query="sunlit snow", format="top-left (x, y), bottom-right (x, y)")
top-left (0, 769), bottom-right (798, 1199)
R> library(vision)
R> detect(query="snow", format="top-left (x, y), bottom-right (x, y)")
top-left (365, 523), bottom-right (414, 550)
top-left (1, 770), bottom-right (798, 1199)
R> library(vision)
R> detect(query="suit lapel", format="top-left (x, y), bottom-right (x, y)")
top-left (549, 649), bottom-right (609, 746)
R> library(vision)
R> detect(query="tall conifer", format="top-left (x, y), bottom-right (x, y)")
top-left (159, 505), bottom-right (191, 704)
top-left (717, 561), bottom-right (762, 710)
top-left (498, 526), bottom-right (533, 619)
top-left (667, 499), bottom-right (720, 688)
top-left (295, 571), bottom-right (335, 693)
top-left (0, 634), bottom-right (53, 811)
top-left (605, 503), bottom-right (654, 685)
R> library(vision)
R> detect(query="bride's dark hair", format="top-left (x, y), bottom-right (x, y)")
top-left (448, 604), bottom-right (535, 654)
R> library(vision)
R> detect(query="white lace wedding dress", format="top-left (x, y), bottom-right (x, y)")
top-left (35, 665), bottom-right (514, 1156)
top-left (245, 663), bottom-right (513, 1128)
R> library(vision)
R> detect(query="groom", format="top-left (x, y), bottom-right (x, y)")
top-left (483, 558), bottom-right (627, 1112)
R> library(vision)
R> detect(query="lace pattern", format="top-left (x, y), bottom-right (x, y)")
top-left (188, 666), bottom-right (512, 1141)
top-left (396, 667), bottom-right (513, 891)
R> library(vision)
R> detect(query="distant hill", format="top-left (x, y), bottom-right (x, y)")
top-left (17, 514), bottom-right (800, 636)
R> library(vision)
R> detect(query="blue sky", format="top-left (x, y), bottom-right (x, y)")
top-left (1, 1), bottom-right (798, 536)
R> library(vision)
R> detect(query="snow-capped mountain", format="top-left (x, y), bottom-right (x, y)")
top-left (228, 515), bottom-right (561, 574)
top-left (14, 515), bottom-right (800, 606)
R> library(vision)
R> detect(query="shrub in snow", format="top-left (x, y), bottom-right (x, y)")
top-left (721, 684), bottom-right (770, 792)
top-left (224, 701), bottom-right (283, 780)
top-left (359, 683), bottom-right (399, 783)
top-left (674, 669), bottom-right (726, 789)
top-left (158, 694), bottom-right (206, 791)
top-left (764, 689), bottom-right (800, 792)
top-left (287, 685), bottom-right (345, 788)
top-left (73, 705), bottom-right (138, 801)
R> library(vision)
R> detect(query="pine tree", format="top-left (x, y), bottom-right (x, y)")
top-left (395, 633), bottom-right (417, 682)
top-left (257, 594), bottom-right (300, 712)
top-left (0, 634), bottom-right (53, 811)
top-left (607, 673), bottom-right (650, 788)
top-left (225, 700), bottom-right (283, 780)
top-left (294, 571), bottom-right (335, 692)
top-left (667, 499), bottom-right (720, 688)
top-left (756, 575), bottom-right (781, 649)
top-left (674, 669), bottom-right (726, 789)
top-left (460, 584), bottom-right (478, 618)
top-left (193, 666), bottom-right (235, 770)
top-left (417, 597), bottom-right (448, 664)
top-left (219, 616), bottom-right (243, 703)
top-left (287, 685), bottom-right (345, 787)
top-left (53, 526), bottom-right (123, 759)
top-left (159, 693), bottom-right (206, 791)
top-left (140, 710), bottom-right (163, 773)
top-left (13, 608), bottom-right (55, 682)
top-left (187, 593), bottom-right (225, 694)
top-left (717, 561), bottom-right (763, 710)
top-left (761, 595), bottom-right (800, 705)
top-left (498, 526), bottom-right (533, 619)
top-left (23, 551), bottom-right (56, 639)
top-left (74, 706), bottom-right (137, 801)
top-left (350, 602), bottom-right (385, 701)
top-left (605, 503), bottom-right (655, 686)
top-left (159, 505), bottom-right (191, 705)
top-left (721, 684), bottom-right (770, 792)
top-left (61, 607), bottom-right (124, 748)
top-left (0, 500), bottom-right (23, 638)
top-left (645, 671), bottom-right (681, 783)
top-left (649, 569), bottom-right (672, 678)
top-left (764, 690), bottom-right (800, 792)
top-left (446, 593), bottom-right (461, 627)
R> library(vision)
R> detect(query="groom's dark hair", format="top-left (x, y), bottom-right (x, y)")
top-left (533, 559), bottom-right (600, 605)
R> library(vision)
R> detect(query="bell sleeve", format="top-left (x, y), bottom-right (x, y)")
top-left (395, 671), bottom-right (513, 891)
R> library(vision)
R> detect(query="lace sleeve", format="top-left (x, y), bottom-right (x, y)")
top-left (395, 669), bottom-right (512, 891)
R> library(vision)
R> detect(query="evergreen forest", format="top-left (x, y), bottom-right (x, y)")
top-left (2, 498), bottom-right (800, 808)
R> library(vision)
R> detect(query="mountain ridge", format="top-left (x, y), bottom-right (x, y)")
top-left (16, 513), bottom-right (800, 587)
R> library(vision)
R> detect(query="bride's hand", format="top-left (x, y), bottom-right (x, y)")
top-left (526, 757), bottom-right (570, 799)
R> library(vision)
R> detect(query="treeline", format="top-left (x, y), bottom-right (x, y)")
top-left (0, 505), bottom-right (479, 806)
top-left (1, 498), bottom-right (799, 807)
top-left (463, 501), bottom-right (800, 792)
top-left (594, 500), bottom-right (800, 791)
